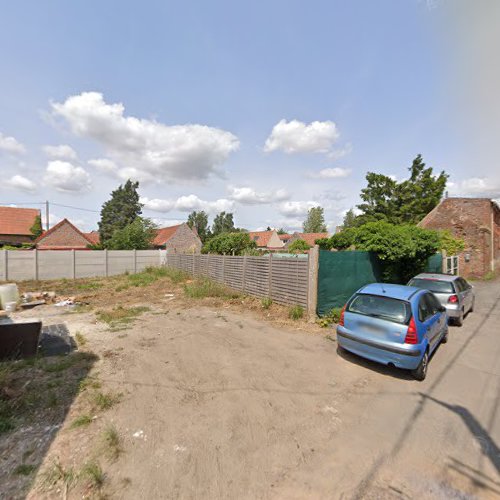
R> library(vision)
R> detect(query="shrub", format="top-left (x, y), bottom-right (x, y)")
top-left (317, 307), bottom-right (343, 328)
top-left (288, 305), bottom-right (304, 320)
top-left (261, 297), bottom-right (273, 309)
top-left (184, 278), bottom-right (239, 299)
top-left (288, 239), bottom-right (311, 253)
top-left (202, 232), bottom-right (257, 255)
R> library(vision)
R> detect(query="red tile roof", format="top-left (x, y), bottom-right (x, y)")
top-left (278, 234), bottom-right (291, 240)
top-left (35, 218), bottom-right (96, 248)
top-left (84, 231), bottom-right (100, 245)
top-left (153, 224), bottom-right (181, 246)
top-left (0, 206), bottom-right (40, 236)
top-left (248, 230), bottom-right (275, 247)
top-left (294, 232), bottom-right (329, 246)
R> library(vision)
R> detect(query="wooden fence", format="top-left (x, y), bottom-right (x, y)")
top-left (166, 253), bottom-right (311, 308)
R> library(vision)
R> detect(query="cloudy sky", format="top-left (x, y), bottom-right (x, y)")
top-left (1, 0), bottom-right (499, 232)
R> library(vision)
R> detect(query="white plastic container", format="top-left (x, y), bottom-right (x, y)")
top-left (0, 284), bottom-right (19, 309)
top-left (5, 301), bottom-right (17, 313)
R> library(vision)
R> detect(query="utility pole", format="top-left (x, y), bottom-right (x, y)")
top-left (45, 200), bottom-right (50, 231)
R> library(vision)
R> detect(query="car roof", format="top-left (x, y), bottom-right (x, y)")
top-left (357, 283), bottom-right (422, 301)
top-left (411, 273), bottom-right (457, 282)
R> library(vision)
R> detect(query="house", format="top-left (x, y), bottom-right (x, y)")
top-left (279, 233), bottom-right (292, 245)
top-left (419, 197), bottom-right (500, 277)
top-left (35, 219), bottom-right (96, 250)
top-left (248, 230), bottom-right (285, 250)
top-left (0, 206), bottom-right (40, 246)
top-left (84, 231), bottom-right (100, 246)
top-left (153, 223), bottom-right (202, 253)
top-left (284, 232), bottom-right (329, 249)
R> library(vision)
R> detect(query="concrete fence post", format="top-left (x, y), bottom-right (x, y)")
top-left (307, 245), bottom-right (320, 319)
top-left (34, 249), bottom-right (38, 281)
top-left (104, 249), bottom-right (108, 277)
top-left (72, 250), bottom-right (76, 279)
top-left (268, 253), bottom-right (273, 298)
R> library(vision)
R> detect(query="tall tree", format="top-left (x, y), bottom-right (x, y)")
top-left (106, 217), bottom-right (156, 250)
top-left (30, 214), bottom-right (43, 239)
top-left (303, 207), bottom-right (327, 233)
top-left (357, 155), bottom-right (448, 225)
top-left (187, 211), bottom-right (210, 243)
top-left (342, 208), bottom-right (359, 229)
top-left (277, 228), bottom-right (287, 235)
top-left (211, 211), bottom-right (235, 236)
top-left (98, 180), bottom-right (143, 247)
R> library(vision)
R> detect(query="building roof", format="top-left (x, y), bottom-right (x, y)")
top-left (278, 234), bottom-right (292, 241)
top-left (36, 218), bottom-right (95, 247)
top-left (248, 230), bottom-right (275, 247)
top-left (293, 232), bottom-right (329, 246)
top-left (153, 224), bottom-right (181, 246)
top-left (84, 231), bottom-right (100, 245)
top-left (0, 206), bottom-right (40, 236)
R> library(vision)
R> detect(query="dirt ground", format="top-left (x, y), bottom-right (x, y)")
top-left (1, 275), bottom-right (499, 499)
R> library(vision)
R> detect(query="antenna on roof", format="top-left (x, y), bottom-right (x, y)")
top-left (381, 283), bottom-right (386, 293)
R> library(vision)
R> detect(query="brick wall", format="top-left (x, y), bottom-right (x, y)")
top-left (420, 198), bottom-right (498, 277)
top-left (0, 234), bottom-right (33, 245)
top-left (165, 223), bottom-right (202, 254)
top-left (37, 221), bottom-right (90, 249)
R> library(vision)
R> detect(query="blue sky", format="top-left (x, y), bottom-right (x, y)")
top-left (1, 0), bottom-right (498, 232)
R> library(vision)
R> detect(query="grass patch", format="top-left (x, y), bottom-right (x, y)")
top-left (484, 270), bottom-right (496, 281)
top-left (316, 307), bottom-right (343, 328)
top-left (79, 377), bottom-right (102, 392)
top-left (184, 278), bottom-right (240, 300)
top-left (81, 461), bottom-right (105, 490)
top-left (96, 305), bottom-right (150, 329)
top-left (288, 305), bottom-right (304, 320)
top-left (14, 464), bottom-right (36, 476)
top-left (70, 414), bottom-right (93, 429)
top-left (124, 266), bottom-right (189, 288)
top-left (76, 281), bottom-right (103, 291)
top-left (102, 425), bottom-right (122, 460)
top-left (75, 331), bottom-right (87, 347)
top-left (41, 352), bottom-right (96, 373)
top-left (261, 297), bottom-right (273, 310)
top-left (90, 390), bottom-right (122, 411)
top-left (41, 459), bottom-right (76, 490)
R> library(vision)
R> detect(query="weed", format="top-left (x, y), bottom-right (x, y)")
top-left (70, 414), bottom-right (93, 429)
top-left (96, 306), bottom-right (149, 329)
top-left (41, 460), bottom-right (76, 490)
top-left (76, 281), bottom-right (103, 291)
top-left (261, 297), bottom-right (273, 309)
top-left (14, 464), bottom-right (36, 476)
top-left (316, 307), bottom-right (343, 328)
top-left (288, 305), bottom-right (304, 320)
top-left (79, 377), bottom-right (102, 392)
top-left (484, 270), bottom-right (496, 281)
top-left (68, 304), bottom-right (93, 314)
top-left (91, 391), bottom-right (122, 411)
top-left (184, 278), bottom-right (239, 299)
top-left (81, 461), bottom-right (105, 490)
top-left (41, 352), bottom-right (96, 373)
top-left (115, 284), bottom-right (129, 292)
top-left (102, 425), bottom-right (122, 460)
top-left (46, 391), bottom-right (58, 408)
top-left (75, 332), bottom-right (87, 346)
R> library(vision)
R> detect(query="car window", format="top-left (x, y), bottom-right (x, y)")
top-left (347, 294), bottom-right (411, 325)
top-left (409, 278), bottom-right (454, 294)
top-left (425, 293), bottom-right (441, 315)
top-left (454, 279), bottom-right (463, 292)
top-left (458, 278), bottom-right (470, 290)
top-left (418, 295), bottom-right (432, 322)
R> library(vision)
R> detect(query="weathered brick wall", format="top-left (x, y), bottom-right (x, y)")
top-left (37, 222), bottom-right (90, 249)
top-left (0, 234), bottom-right (33, 245)
top-left (420, 198), bottom-right (497, 277)
top-left (165, 223), bottom-right (202, 254)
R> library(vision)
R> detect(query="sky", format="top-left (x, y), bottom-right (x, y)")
top-left (1, 0), bottom-right (499, 232)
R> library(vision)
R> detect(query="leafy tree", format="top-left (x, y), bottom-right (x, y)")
top-left (187, 211), bottom-right (211, 243)
top-left (302, 207), bottom-right (327, 233)
top-left (277, 228), bottom-right (287, 235)
top-left (30, 214), bottom-right (43, 239)
top-left (288, 239), bottom-right (310, 253)
top-left (202, 232), bottom-right (257, 255)
top-left (357, 155), bottom-right (448, 225)
top-left (342, 209), bottom-right (359, 229)
top-left (99, 180), bottom-right (143, 247)
top-left (211, 211), bottom-right (235, 237)
top-left (266, 226), bottom-right (272, 231)
top-left (106, 217), bottom-right (156, 250)
top-left (439, 230), bottom-right (465, 256)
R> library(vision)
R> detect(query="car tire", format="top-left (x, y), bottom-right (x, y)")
top-left (455, 310), bottom-right (464, 327)
top-left (469, 299), bottom-right (475, 314)
top-left (412, 351), bottom-right (429, 381)
top-left (441, 327), bottom-right (449, 344)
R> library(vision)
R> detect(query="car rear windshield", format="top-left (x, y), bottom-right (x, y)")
top-left (408, 278), bottom-right (455, 294)
top-left (347, 294), bottom-right (411, 325)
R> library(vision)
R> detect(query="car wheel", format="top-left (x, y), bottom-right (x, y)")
top-left (455, 310), bottom-right (464, 327)
top-left (470, 299), bottom-right (475, 314)
top-left (412, 351), bottom-right (429, 381)
top-left (441, 327), bottom-right (449, 344)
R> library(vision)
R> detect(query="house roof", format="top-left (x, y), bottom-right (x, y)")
top-left (0, 206), bottom-right (40, 236)
top-left (293, 232), bottom-right (329, 246)
top-left (248, 230), bottom-right (275, 247)
top-left (84, 231), bottom-right (100, 245)
top-left (278, 234), bottom-right (291, 240)
top-left (153, 224), bottom-right (181, 246)
top-left (36, 218), bottom-right (95, 246)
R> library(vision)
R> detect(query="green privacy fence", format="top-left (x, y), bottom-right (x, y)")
top-left (317, 250), bottom-right (443, 315)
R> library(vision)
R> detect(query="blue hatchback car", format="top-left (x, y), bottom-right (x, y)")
top-left (336, 283), bottom-right (448, 380)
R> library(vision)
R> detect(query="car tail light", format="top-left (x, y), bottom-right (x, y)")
top-left (404, 317), bottom-right (418, 344)
top-left (448, 294), bottom-right (459, 304)
top-left (338, 305), bottom-right (346, 327)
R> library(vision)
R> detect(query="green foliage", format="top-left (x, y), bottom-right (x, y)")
top-left (288, 305), bottom-right (304, 320)
top-left (261, 297), bottom-right (273, 309)
top-left (342, 208), bottom-right (360, 229)
top-left (303, 206), bottom-right (327, 233)
top-left (212, 211), bottom-right (235, 237)
top-left (106, 217), bottom-right (156, 250)
top-left (439, 230), bottom-right (465, 256)
top-left (276, 228), bottom-right (287, 235)
top-left (317, 307), bottom-right (343, 327)
top-left (202, 232), bottom-right (256, 255)
top-left (30, 214), bottom-right (43, 239)
top-left (99, 180), bottom-right (143, 246)
top-left (187, 210), bottom-right (211, 243)
top-left (14, 464), bottom-right (36, 476)
top-left (288, 239), bottom-right (311, 253)
top-left (326, 227), bottom-right (358, 250)
top-left (70, 414), bottom-right (93, 428)
top-left (183, 278), bottom-right (240, 299)
top-left (357, 155), bottom-right (448, 225)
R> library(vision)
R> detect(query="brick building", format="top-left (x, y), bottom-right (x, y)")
top-left (284, 232), bottom-right (329, 249)
top-left (36, 219), bottom-right (95, 250)
top-left (0, 206), bottom-right (40, 246)
top-left (153, 223), bottom-right (202, 253)
top-left (419, 197), bottom-right (500, 277)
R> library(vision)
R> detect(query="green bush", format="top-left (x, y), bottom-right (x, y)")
top-left (202, 232), bottom-right (257, 256)
top-left (288, 239), bottom-right (311, 253)
top-left (317, 307), bottom-right (343, 328)
top-left (261, 297), bottom-right (273, 309)
top-left (288, 305), bottom-right (304, 320)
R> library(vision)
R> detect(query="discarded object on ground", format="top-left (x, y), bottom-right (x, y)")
top-left (19, 299), bottom-right (46, 309)
top-left (4, 301), bottom-right (17, 313)
top-left (0, 321), bottom-right (42, 360)
top-left (55, 299), bottom-right (75, 307)
top-left (0, 283), bottom-right (19, 309)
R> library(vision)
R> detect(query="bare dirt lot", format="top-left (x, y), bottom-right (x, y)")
top-left (1, 273), bottom-right (499, 499)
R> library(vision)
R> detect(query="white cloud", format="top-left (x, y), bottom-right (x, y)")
top-left (88, 158), bottom-right (119, 175)
top-left (228, 186), bottom-right (290, 205)
top-left (447, 177), bottom-right (500, 198)
top-left (328, 142), bottom-right (353, 160)
top-left (308, 167), bottom-right (351, 179)
top-left (43, 160), bottom-right (92, 193)
top-left (141, 195), bottom-right (234, 214)
top-left (0, 132), bottom-right (25, 154)
top-left (51, 91), bottom-right (240, 182)
top-left (6, 175), bottom-right (37, 192)
top-left (277, 200), bottom-right (318, 217)
top-left (264, 119), bottom-right (339, 154)
top-left (43, 144), bottom-right (77, 160)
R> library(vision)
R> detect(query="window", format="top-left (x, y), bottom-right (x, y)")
top-left (409, 278), bottom-right (454, 294)
top-left (418, 295), bottom-right (433, 322)
top-left (347, 294), bottom-right (411, 325)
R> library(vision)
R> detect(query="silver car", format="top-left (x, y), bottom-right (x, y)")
top-left (407, 273), bottom-right (475, 326)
